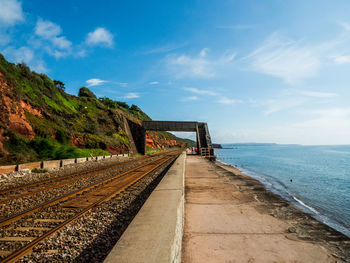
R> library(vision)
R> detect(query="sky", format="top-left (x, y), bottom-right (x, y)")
top-left (1, 0), bottom-right (350, 145)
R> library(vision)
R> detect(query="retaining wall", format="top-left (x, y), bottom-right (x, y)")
top-left (76, 157), bottom-right (87, 163)
top-left (42, 160), bottom-right (61, 170)
top-left (0, 165), bottom-right (17, 174)
top-left (0, 153), bottom-right (130, 174)
top-left (17, 162), bottom-right (42, 171)
top-left (104, 152), bottom-right (185, 263)
top-left (61, 159), bottom-right (76, 167)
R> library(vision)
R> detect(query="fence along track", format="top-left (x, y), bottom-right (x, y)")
top-left (0, 151), bottom-right (180, 262)
top-left (0, 154), bottom-right (157, 202)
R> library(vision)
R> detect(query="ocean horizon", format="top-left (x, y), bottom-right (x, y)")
top-left (215, 143), bottom-right (350, 237)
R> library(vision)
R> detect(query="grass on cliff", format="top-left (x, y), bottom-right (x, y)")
top-left (0, 53), bottom-right (195, 164)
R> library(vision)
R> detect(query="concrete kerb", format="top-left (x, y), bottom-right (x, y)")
top-left (104, 152), bottom-right (186, 263)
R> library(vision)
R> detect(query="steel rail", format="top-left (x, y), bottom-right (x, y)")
top-left (1, 152), bottom-right (178, 263)
top-left (0, 155), bottom-right (155, 195)
top-left (0, 155), bottom-right (161, 205)
top-left (0, 153), bottom-right (171, 227)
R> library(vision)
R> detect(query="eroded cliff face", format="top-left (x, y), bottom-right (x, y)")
top-left (0, 72), bottom-right (38, 139)
top-left (145, 131), bottom-right (183, 149)
top-left (0, 54), bottom-right (192, 164)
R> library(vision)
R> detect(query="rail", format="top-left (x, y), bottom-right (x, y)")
top-left (0, 151), bottom-right (180, 262)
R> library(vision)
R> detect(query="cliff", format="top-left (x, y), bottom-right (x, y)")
top-left (0, 54), bottom-right (193, 164)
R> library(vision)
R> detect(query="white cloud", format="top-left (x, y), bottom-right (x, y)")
top-left (167, 49), bottom-right (215, 78)
top-left (181, 96), bottom-right (199, 102)
top-left (332, 55), bottom-right (350, 64)
top-left (149, 81), bottom-right (159, 85)
top-left (121, 92), bottom-right (140, 99)
top-left (183, 87), bottom-right (217, 96)
top-left (0, 0), bottom-right (24, 26)
top-left (298, 90), bottom-right (338, 98)
top-left (75, 49), bottom-right (87, 58)
top-left (183, 87), bottom-right (239, 105)
top-left (141, 42), bottom-right (188, 54)
top-left (166, 48), bottom-right (236, 79)
top-left (263, 97), bottom-right (306, 115)
top-left (117, 82), bottom-right (128, 87)
top-left (246, 33), bottom-right (321, 84)
top-left (256, 89), bottom-right (338, 115)
top-left (52, 36), bottom-right (72, 49)
top-left (220, 51), bottom-right (236, 63)
top-left (86, 27), bottom-right (113, 47)
top-left (199, 48), bottom-right (209, 57)
top-left (2, 46), bottom-right (48, 72)
top-left (86, 78), bottom-right (108, 87)
top-left (33, 59), bottom-right (48, 73)
top-left (35, 19), bottom-right (62, 39)
top-left (2, 46), bottom-right (34, 63)
top-left (216, 98), bottom-right (240, 104)
top-left (337, 21), bottom-right (350, 32)
top-left (246, 24), bottom-right (350, 83)
top-left (34, 19), bottom-right (72, 58)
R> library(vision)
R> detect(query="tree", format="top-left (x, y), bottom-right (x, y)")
top-left (78, 87), bottom-right (97, 99)
top-left (53, 80), bottom-right (65, 91)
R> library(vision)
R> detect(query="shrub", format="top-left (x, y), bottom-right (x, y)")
top-left (53, 145), bottom-right (79, 159)
top-left (55, 130), bottom-right (69, 144)
top-left (78, 87), bottom-right (97, 99)
top-left (29, 138), bottom-right (56, 159)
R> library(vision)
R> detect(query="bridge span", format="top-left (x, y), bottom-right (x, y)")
top-left (123, 118), bottom-right (213, 156)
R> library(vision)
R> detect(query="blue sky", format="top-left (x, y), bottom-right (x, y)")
top-left (1, 0), bottom-right (350, 144)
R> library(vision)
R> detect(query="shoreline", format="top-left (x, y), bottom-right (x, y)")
top-left (216, 159), bottom-right (350, 238)
top-left (214, 160), bottom-right (350, 261)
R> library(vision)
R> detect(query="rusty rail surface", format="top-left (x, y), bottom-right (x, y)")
top-left (0, 154), bottom-right (157, 197)
top-left (0, 152), bottom-right (169, 206)
top-left (0, 150), bottom-right (180, 262)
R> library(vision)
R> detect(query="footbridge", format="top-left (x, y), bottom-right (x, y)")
top-left (123, 118), bottom-right (214, 156)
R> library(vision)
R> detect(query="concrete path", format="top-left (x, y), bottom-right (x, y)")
top-left (182, 155), bottom-right (336, 263)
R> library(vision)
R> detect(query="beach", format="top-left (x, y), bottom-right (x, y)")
top-left (182, 156), bottom-right (350, 262)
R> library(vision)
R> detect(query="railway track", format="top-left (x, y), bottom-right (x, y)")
top-left (0, 154), bottom-right (157, 203)
top-left (0, 150), bottom-right (180, 262)
top-left (0, 154), bottom-right (164, 219)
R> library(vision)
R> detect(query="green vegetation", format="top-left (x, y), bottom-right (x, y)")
top-left (78, 87), bottom-right (97, 99)
top-left (0, 53), bottom-right (195, 164)
top-left (146, 147), bottom-right (164, 155)
top-left (32, 168), bottom-right (48, 173)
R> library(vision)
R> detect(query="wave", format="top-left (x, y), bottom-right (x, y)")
top-left (292, 196), bottom-right (319, 214)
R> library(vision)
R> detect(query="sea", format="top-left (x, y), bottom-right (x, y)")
top-left (215, 143), bottom-right (350, 237)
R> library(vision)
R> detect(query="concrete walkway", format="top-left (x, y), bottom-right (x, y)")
top-left (182, 155), bottom-right (336, 263)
